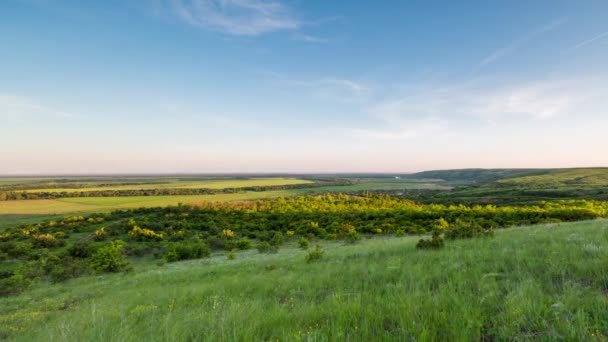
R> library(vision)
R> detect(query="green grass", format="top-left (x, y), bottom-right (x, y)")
top-left (19, 178), bottom-right (313, 193)
top-left (2, 220), bottom-right (607, 340)
top-left (499, 168), bottom-right (608, 186)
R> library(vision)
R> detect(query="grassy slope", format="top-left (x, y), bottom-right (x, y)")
top-left (499, 168), bottom-right (608, 186)
top-left (407, 168), bottom-right (556, 183)
top-left (2, 220), bottom-right (607, 340)
top-left (20, 178), bottom-right (313, 193)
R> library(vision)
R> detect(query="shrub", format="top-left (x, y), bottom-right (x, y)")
top-left (445, 221), bottom-right (494, 240)
top-left (416, 231), bottom-right (444, 250)
top-left (345, 231), bottom-right (361, 244)
top-left (90, 240), bottom-right (129, 273)
top-left (298, 237), bottom-right (310, 250)
top-left (165, 240), bottom-right (211, 262)
top-left (0, 273), bottom-right (32, 297)
top-left (94, 227), bottom-right (107, 241)
top-left (305, 245), bottom-right (324, 263)
top-left (0, 241), bottom-right (33, 258)
top-left (222, 229), bottom-right (235, 239)
top-left (226, 249), bottom-right (237, 260)
top-left (67, 242), bottom-right (96, 258)
top-left (286, 230), bottom-right (295, 237)
top-left (31, 234), bottom-right (65, 248)
top-left (269, 232), bottom-right (284, 246)
top-left (341, 223), bottom-right (356, 234)
top-left (236, 237), bottom-right (252, 250)
top-left (257, 241), bottom-right (277, 253)
top-left (128, 226), bottom-right (164, 241)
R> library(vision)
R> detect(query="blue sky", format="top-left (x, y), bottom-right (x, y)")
top-left (1, 0), bottom-right (608, 174)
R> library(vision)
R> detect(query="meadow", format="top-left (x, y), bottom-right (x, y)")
top-left (1, 219), bottom-right (607, 340)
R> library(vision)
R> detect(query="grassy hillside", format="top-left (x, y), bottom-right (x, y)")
top-left (407, 168), bottom-right (556, 184)
top-left (499, 168), bottom-right (608, 186)
top-left (2, 220), bottom-right (607, 340)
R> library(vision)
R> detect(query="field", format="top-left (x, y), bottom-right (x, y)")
top-left (2, 219), bottom-right (607, 340)
top-left (0, 176), bottom-right (448, 228)
top-left (19, 178), bottom-right (313, 193)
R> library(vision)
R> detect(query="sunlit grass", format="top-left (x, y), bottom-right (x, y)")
top-left (2, 220), bottom-right (607, 340)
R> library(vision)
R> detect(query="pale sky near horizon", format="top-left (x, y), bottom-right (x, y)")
top-left (1, 1), bottom-right (608, 174)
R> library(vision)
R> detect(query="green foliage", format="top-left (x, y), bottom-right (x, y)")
top-left (89, 240), bottom-right (129, 273)
top-left (305, 245), bottom-right (325, 263)
top-left (345, 231), bottom-right (361, 244)
top-left (444, 221), bottom-right (494, 240)
top-left (256, 241), bottom-right (277, 254)
top-left (416, 231), bottom-right (445, 250)
top-left (67, 242), bottom-right (97, 259)
top-left (235, 237), bottom-right (252, 250)
top-left (298, 237), bottom-right (310, 250)
top-left (165, 240), bottom-right (211, 262)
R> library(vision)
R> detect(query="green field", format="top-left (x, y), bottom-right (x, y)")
top-left (2, 220), bottom-right (607, 340)
top-left (498, 168), bottom-right (608, 186)
top-left (18, 178), bottom-right (313, 193)
top-left (0, 191), bottom-right (297, 228)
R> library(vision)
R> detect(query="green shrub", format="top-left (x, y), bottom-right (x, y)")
top-left (165, 240), bottom-right (211, 262)
top-left (236, 237), bottom-right (252, 250)
top-left (0, 273), bottom-right (31, 297)
top-left (416, 231), bottom-right (445, 250)
top-left (445, 221), bottom-right (494, 240)
top-left (269, 232), bottom-right (284, 246)
top-left (67, 242), bottom-right (96, 258)
top-left (90, 240), bottom-right (129, 273)
top-left (305, 245), bottom-right (325, 263)
top-left (298, 237), bottom-right (309, 250)
top-left (257, 241), bottom-right (277, 253)
top-left (345, 231), bottom-right (361, 244)
top-left (226, 249), bottom-right (237, 260)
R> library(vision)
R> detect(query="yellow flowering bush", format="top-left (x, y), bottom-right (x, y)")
top-left (31, 233), bottom-right (64, 248)
top-left (129, 226), bottom-right (164, 241)
top-left (94, 227), bottom-right (107, 241)
top-left (341, 224), bottom-right (356, 234)
top-left (222, 229), bottom-right (235, 239)
top-left (286, 230), bottom-right (295, 237)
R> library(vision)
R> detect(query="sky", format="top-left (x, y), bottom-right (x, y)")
top-left (1, 0), bottom-right (608, 174)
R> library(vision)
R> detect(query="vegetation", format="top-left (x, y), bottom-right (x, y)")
top-left (1, 220), bottom-right (607, 340)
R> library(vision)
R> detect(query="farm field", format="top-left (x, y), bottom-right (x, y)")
top-left (2, 219), bottom-right (607, 340)
top-left (0, 190), bottom-right (296, 228)
top-left (18, 178), bottom-right (313, 193)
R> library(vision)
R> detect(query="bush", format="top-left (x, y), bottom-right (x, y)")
top-left (31, 234), bottom-right (65, 248)
top-left (269, 232), bottom-right (284, 246)
top-left (298, 237), bottom-right (309, 250)
top-left (345, 231), bottom-right (361, 244)
top-left (416, 231), bottom-right (444, 250)
top-left (165, 240), bottom-right (211, 262)
top-left (128, 226), bottom-right (164, 241)
top-left (67, 242), bottom-right (96, 258)
top-left (236, 237), bottom-right (252, 250)
top-left (226, 249), bottom-right (237, 260)
top-left (305, 245), bottom-right (324, 263)
top-left (0, 273), bottom-right (31, 297)
top-left (444, 221), bottom-right (494, 240)
top-left (90, 240), bottom-right (129, 272)
top-left (257, 241), bottom-right (278, 253)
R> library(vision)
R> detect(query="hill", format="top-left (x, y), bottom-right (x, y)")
top-left (407, 168), bottom-right (557, 184)
top-left (2, 219), bottom-right (607, 340)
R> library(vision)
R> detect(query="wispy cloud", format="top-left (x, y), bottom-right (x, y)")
top-left (568, 30), bottom-right (608, 51)
top-left (169, 0), bottom-right (299, 35)
top-left (353, 77), bottom-right (605, 140)
top-left (256, 70), bottom-right (370, 101)
top-left (291, 33), bottom-right (327, 43)
top-left (478, 19), bottom-right (565, 68)
top-left (0, 95), bottom-right (77, 120)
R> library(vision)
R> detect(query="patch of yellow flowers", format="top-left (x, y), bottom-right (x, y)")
top-left (222, 229), bottom-right (235, 239)
top-left (129, 226), bottom-right (164, 241)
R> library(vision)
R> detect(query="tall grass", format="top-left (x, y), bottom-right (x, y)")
top-left (2, 220), bottom-right (607, 340)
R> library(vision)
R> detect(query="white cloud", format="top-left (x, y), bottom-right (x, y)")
top-left (567, 30), bottom-right (608, 51)
top-left (170, 0), bottom-right (299, 35)
top-left (478, 19), bottom-right (565, 68)
top-left (0, 95), bottom-right (76, 119)
top-left (291, 34), bottom-right (327, 43)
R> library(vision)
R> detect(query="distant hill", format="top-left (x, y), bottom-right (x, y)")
top-left (406, 169), bottom-right (556, 184)
top-left (498, 168), bottom-right (608, 186)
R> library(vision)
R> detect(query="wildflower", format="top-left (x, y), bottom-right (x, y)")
top-left (222, 229), bottom-right (235, 239)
